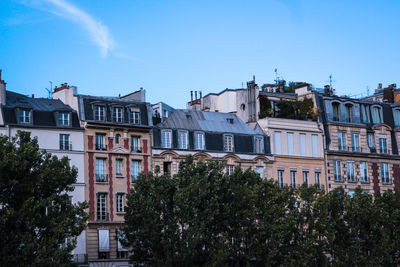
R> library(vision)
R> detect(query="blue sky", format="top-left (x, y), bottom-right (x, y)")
top-left (1, 0), bottom-right (400, 108)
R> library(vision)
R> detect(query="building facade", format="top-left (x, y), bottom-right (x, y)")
top-left (152, 109), bottom-right (273, 178)
top-left (316, 89), bottom-right (400, 194)
top-left (53, 85), bottom-right (153, 265)
top-left (0, 73), bottom-right (87, 263)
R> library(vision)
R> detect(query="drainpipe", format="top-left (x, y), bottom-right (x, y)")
top-left (317, 120), bottom-right (329, 192)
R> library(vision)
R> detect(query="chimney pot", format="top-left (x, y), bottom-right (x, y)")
top-left (195, 91), bottom-right (198, 101)
top-left (190, 91), bottom-right (193, 102)
top-left (32, 94), bottom-right (34, 98)
top-left (378, 83), bottom-right (383, 90)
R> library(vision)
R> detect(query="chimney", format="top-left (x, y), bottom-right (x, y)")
top-left (190, 91), bottom-right (193, 102)
top-left (32, 94), bottom-right (34, 98)
top-left (383, 85), bottom-right (395, 103)
top-left (378, 83), bottom-right (383, 90)
top-left (0, 69), bottom-right (6, 105)
top-left (324, 85), bottom-right (331, 96)
top-left (195, 91), bottom-right (198, 101)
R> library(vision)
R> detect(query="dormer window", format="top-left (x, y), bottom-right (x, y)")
top-left (372, 106), bottom-right (382, 124)
top-left (194, 131), bottom-right (205, 150)
top-left (361, 104), bottom-right (370, 123)
top-left (94, 105), bottom-right (106, 121)
top-left (226, 118), bottom-right (234, 124)
top-left (113, 107), bottom-right (123, 123)
top-left (254, 136), bottom-right (264, 154)
top-left (58, 112), bottom-right (70, 126)
top-left (223, 134), bottom-right (234, 152)
top-left (161, 129), bottom-right (172, 148)
top-left (178, 130), bottom-right (188, 149)
top-left (345, 104), bottom-right (353, 123)
top-left (393, 109), bottom-right (400, 126)
top-left (19, 109), bottom-right (31, 123)
top-left (332, 102), bottom-right (340, 121)
top-left (129, 110), bottom-right (140, 124)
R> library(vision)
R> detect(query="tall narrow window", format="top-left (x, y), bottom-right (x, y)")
top-left (299, 133), bottom-right (306, 156)
top-left (394, 109), bottom-right (400, 126)
top-left (178, 130), bottom-right (188, 149)
top-left (116, 159), bottom-right (123, 176)
top-left (290, 170), bottom-right (296, 189)
top-left (194, 132), bottom-right (205, 150)
top-left (113, 107), bottom-right (123, 122)
top-left (96, 159), bottom-right (106, 182)
top-left (98, 229), bottom-right (110, 258)
top-left (224, 134), bottom-right (234, 152)
top-left (97, 193), bottom-right (107, 221)
top-left (59, 134), bottom-right (70, 150)
top-left (332, 102), bottom-right (340, 121)
top-left (226, 165), bottom-right (234, 175)
top-left (347, 161), bottom-right (355, 182)
top-left (361, 105), bottom-right (369, 123)
top-left (372, 106), bottom-right (382, 124)
top-left (96, 134), bottom-right (106, 150)
top-left (338, 131), bottom-right (346, 151)
top-left (254, 136), bottom-right (264, 154)
top-left (58, 112), bottom-right (70, 126)
top-left (287, 133), bottom-right (294, 155)
top-left (161, 130), bottom-right (172, 148)
top-left (117, 229), bottom-right (128, 258)
top-left (274, 131), bottom-right (281, 154)
top-left (115, 134), bottom-right (120, 145)
top-left (303, 170), bottom-right (309, 185)
top-left (131, 136), bottom-right (140, 152)
top-left (379, 136), bottom-right (388, 154)
top-left (278, 169), bottom-right (284, 188)
top-left (116, 193), bottom-right (124, 213)
top-left (132, 160), bottom-right (140, 182)
top-left (256, 166), bottom-right (263, 178)
top-left (360, 162), bottom-right (368, 182)
top-left (94, 106), bottom-right (105, 121)
top-left (345, 104), bottom-right (353, 122)
top-left (311, 134), bottom-right (318, 157)
top-left (315, 171), bottom-right (321, 189)
top-left (129, 110), bottom-right (140, 124)
top-left (381, 163), bottom-right (389, 184)
top-left (351, 133), bottom-right (360, 152)
top-left (19, 109), bottom-right (30, 123)
top-left (334, 160), bottom-right (341, 181)
top-left (368, 133), bottom-right (375, 148)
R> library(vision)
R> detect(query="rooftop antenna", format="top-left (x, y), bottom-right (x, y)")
top-left (45, 81), bottom-right (53, 99)
top-left (329, 74), bottom-right (335, 88)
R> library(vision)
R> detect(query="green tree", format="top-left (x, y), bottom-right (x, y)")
top-left (0, 131), bottom-right (89, 266)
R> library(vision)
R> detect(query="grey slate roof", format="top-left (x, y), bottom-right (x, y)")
top-left (6, 91), bottom-right (73, 111)
top-left (158, 109), bottom-right (259, 135)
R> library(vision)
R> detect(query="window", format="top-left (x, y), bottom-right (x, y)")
top-left (361, 105), bottom-right (370, 123)
top-left (194, 132), bottom-right (205, 150)
top-left (115, 134), bottom-right (120, 145)
top-left (129, 110), bottom-right (140, 124)
top-left (161, 130), bottom-right (172, 148)
top-left (58, 112), bottom-right (70, 126)
top-left (311, 134), bottom-right (318, 157)
top-left (347, 161), bottom-right (355, 182)
top-left (163, 162), bottom-right (172, 176)
top-left (94, 105), bottom-right (106, 121)
top-left (303, 170), bottom-right (309, 185)
top-left (290, 170), bottom-right (296, 188)
top-left (254, 136), bottom-right (264, 154)
top-left (96, 134), bottom-right (106, 150)
top-left (360, 162), bottom-right (368, 182)
top-left (98, 229), bottom-right (110, 258)
top-left (256, 166), bottom-right (263, 178)
top-left (379, 137), bottom-right (388, 154)
top-left (226, 165), bottom-right (234, 175)
top-left (315, 171), bottom-right (321, 189)
top-left (338, 131), bottom-right (346, 151)
top-left (116, 193), bottom-right (124, 213)
top-left (96, 159), bottom-right (107, 182)
top-left (163, 109), bottom-right (168, 118)
top-left (332, 102), bottom-right (340, 121)
top-left (178, 130), bottom-right (188, 149)
top-left (97, 194), bottom-right (107, 221)
top-left (334, 160), bottom-right (341, 181)
top-left (59, 134), bottom-right (70, 150)
top-left (113, 107), bottom-right (123, 123)
top-left (131, 136), bottom-right (140, 152)
top-left (132, 160), bottom-right (140, 182)
top-left (381, 163), bottom-right (389, 184)
top-left (368, 133), bottom-right (375, 148)
top-left (117, 229), bottom-right (128, 258)
top-left (394, 109), bottom-right (400, 126)
top-left (19, 109), bottom-right (30, 123)
top-left (345, 104), bottom-right (353, 122)
top-left (224, 134), bottom-right (234, 152)
top-left (278, 169), bottom-right (284, 188)
top-left (116, 159), bottom-right (123, 176)
top-left (351, 133), bottom-right (360, 152)
top-left (299, 133), bottom-right (306, 156)
top-left (348, 190), bottom-right (355, 198)
top-left (372, 106), bottom-right (382, 124)
top-left (274, 131), bottom-right (281, 154)
top-left (287, 133), bottom-right (294, 155)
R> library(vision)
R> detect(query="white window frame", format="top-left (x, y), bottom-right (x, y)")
top-left (19, 109), bottom-right (31, 123)
top-left (58, 112), bottom-right (70, 126)
top-left (278, 169), bottom-right (284, 188)
top-left (351, 132), bottom-right (360, 152)
top-left (381, 162), bottom-right (390, 184)
top-left (338, 131), bottom-right (346, 151)
top-left (178, 130), bottom-right (189, 149)
top-left (116, 193), bottom-right (124, 213)
top-left (129, 110), bottom-right (140, 124)
top-left (379, 136), bottom-right (388, 154)
top-left (254, 136), bottom-right (264, 154)
top-left (194, 131), bottom-right (205, 150)
top-left (394, 109), bottom-right (400, 126)
top-left (98, 229), bottom-right (110, 252)
top-left (315, 171), bottom-right (321, 188)
top-left (224, 134), bottom-right (234, 152)
top-left (97, 193), bottom-right (107, 221)
top-left (287, 132), bottom-right (294, 155)
top-left (360, 161), bottom-right (368, 182)
top-left (347, 161), bottom-right (355, 182)
top-left (96, 158), bottom-right (106, 182)
top-left (59, 134), bottom-right (70, 150)
top-left (274, 131), bottom-right (281, 155)
top-left (368, 133), bottom-right (375, 148)
top-left (256, 166), bottom-right (263, 178)
top-left (299, 133), bottom-right (306, 156)
top-left (132, 160), bottom-right (140, 182)
top-left (113, 107), bottom-right (123, 123)
top-left (94, 105), bottom-right (106, 121)
top-left (290, 170), bottom-right (296, 189)
top-left (334, 160), bottom-right (341, 181)
top-left (372, 106), bottom-right (382, 124)
top-left (311, 134), bottom-right (318, 157)
top-left (161, 130), bottom-right (172, 149)
top-left (303, 170), bottom-right (309, 185)
top-left (226, 165), bottom-right (234, 175)
top-left (116, 159), bottom-right (123, 176)
top-left (131, 136), bottom-right (140, 152)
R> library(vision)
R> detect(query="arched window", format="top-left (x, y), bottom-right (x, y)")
top-left (345, 103), bottom-right (353, 123)
top-left (115, 134), bottom-right (121, 145)
top-left (393, 108), bottom-right (400, 126)
top-left (372, 106), bottom-right (382, 124)
top-left (332, 102), bottom-right (340, 121)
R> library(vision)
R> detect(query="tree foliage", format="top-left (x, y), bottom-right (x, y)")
top-left (122, 156), bottom-right (400, 266)
top-left (0, 131), bottom-right (89, 266)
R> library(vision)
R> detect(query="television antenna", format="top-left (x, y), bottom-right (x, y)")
top-left (325, 74), bottom-right (336, 88)
top-left (45, 81), bottom-right (53, 99)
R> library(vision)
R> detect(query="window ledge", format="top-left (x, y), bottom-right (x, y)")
top-left (115, 175), bottom-right (124, 178)
top-left (96, 182), bottom-right (109, 185)
top-left (116, 212), bottom-right (126, 215)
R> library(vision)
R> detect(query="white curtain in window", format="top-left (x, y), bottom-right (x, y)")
top-left (311, 135), bottom-right (318, 157)
top-left (98, 229), bottom-right (110, 252)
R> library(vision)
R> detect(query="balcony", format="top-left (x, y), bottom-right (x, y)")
top-left (60, 142), bottom-right (72, 151)
top-left (95, 144), bottom-right (108, 151)
top-left (96, 174), bottom-right (109, 183)
top-left (96, 212), bottom-right (110, 221)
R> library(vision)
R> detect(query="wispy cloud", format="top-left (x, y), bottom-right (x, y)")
top-left (32, 0), bottom-right (114, 57)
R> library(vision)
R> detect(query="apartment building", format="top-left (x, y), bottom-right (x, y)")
top-left (53, 85), bottom-right (153, 265)
top-left (316, 88), bottom-right (400, 194)
top-left (0, 72), bottom-right (87, 264)
top-left (152, 109), bottom-right (273, 178)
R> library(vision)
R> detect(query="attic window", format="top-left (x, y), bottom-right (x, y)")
top-left (186, 114), bottom-right (192, 120)
top-left (19, 109), bottom-right (31, 123)
top-left (227, 118), bottom-right (234, 124)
